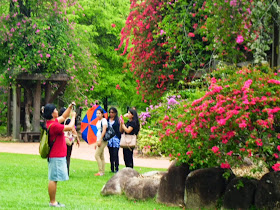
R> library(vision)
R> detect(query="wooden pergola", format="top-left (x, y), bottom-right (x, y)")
top-left (7, 73), bottom-right (70, 140)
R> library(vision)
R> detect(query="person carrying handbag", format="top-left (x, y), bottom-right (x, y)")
top-left (119, 108), bottom-right (140, 168)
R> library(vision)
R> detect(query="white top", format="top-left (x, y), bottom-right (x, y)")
top-left (96, 118), bottom-right (108, 141)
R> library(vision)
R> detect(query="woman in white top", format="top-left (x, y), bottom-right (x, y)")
top-left (94, 109), bottom-right (108, 176)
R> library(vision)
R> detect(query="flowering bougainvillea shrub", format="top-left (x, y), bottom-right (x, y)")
top-left (118, 0), bottom-right (278, 102)
top-left (159, 65), bottom-right (280, 172)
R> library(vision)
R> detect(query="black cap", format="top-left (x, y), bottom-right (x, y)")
top-left (43, 104), bottom-right (56, 120)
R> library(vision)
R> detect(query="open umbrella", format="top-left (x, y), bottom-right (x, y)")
top-left (81, 105), bottom-right (108, 144)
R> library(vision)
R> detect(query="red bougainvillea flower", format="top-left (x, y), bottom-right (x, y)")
top-left (116, 84), bottom-right (121, 90)
top-left (111, 23), bottom-right (116, 28)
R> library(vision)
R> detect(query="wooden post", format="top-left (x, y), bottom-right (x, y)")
top-left (7, 86), bottom-right (12, 136)
top-left (45, 81), bottom-right (51, 104)
top-left (12, 85), bottom-right (21, 140)
top-left (32, 81), bottom-right (41, 132)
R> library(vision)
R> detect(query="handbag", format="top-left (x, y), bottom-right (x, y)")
top-left (64, 119), bottom-right (75, 146)
top-left (120, 133), bottom-right (136, 149)
top-left (101, 121), bottom-right (116, 141)
top-left (64, 131), bottom-right (75, 146)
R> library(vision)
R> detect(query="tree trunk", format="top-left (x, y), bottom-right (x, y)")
top-left (103, 97), bottom-right (108, 112)
top-left (32, 81), bottom-right (41, 132)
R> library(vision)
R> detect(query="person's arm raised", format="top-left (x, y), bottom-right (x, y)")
top-left (63, 111), bottom-right (76, 131)
top-left (57, 102), bottom-right (75, 124)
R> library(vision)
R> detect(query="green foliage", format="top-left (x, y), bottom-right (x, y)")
top-left (62, 0), bottom-right (143, 111)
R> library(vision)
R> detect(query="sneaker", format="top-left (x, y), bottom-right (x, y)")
top-left (49, 202), bottom-right (65, 207)
top-left (94, 172), bottom-right (104, 176)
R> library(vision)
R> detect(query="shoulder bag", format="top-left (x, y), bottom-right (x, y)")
top-left (120, 133), bottom-right (136, 150)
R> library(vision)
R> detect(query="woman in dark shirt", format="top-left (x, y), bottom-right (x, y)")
top-left (107, 107), bottom-right (121, 173)
top-left (119, 108), bottom-right (140, 168)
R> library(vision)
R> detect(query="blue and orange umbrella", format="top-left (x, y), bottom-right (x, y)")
top-left (81, 105), bottom-right (108, 144)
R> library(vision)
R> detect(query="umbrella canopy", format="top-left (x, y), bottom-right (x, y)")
top-left (81, 105), bottom-right (108, 144)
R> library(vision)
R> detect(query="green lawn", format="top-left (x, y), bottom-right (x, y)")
top-left (0, 153), bottom-right (179, 210)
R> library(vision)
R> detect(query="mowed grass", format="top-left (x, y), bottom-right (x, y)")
top-left (0, 153), bottom-right (180, 210)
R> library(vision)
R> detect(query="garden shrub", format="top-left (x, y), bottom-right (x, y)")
top-left (137, 128), bottom-right (162, 156)
top-left (159, 65), bottom-right (280, 172)
top-left (138, 90), bottom-right (205, 156)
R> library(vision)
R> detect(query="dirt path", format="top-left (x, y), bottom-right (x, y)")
top-left (0, 142), bottom-right (171, 169)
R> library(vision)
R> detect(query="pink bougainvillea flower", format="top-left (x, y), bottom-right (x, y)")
top-left (255, 139), bottom-right (263, 147)
top-left (111, 23), bottom-right (116, 28)
top-left (277, 145), bottom-right (280, 151)
top-left (46, 54), bottom-right (50, 58)
top-left (274, 153), bottom-right (279, 159)
top-left (212, 146), bottom-right (219, 153)
top-left (186, 151), bottom-right (193, 156)
top-left (227, 151), bottom-right (233, 156)
top-left (116, 84), bottom-right (121, 90)
top-left (176, 122), bottom-right (183, 130)
top-left (267, 79), bottom-right (280, 85)
top-left (230, 0), bottom-right (237, 7)
top-left (166, 129), bottom-right (171, 136)
top-left (236, 35), bottom-right (244, 44)
top-left (272, 163), bottom-right (280, 171)
top-left (39, 54), bottom-right (43, 58)
top-left (164, 115), bottom-right (169, 120)
top-left (188, 32), bottom-right (195, 38)
top-left (160, 29), bottom-right (166, 35)
top-left (221, 162), bottom-right (231, 169)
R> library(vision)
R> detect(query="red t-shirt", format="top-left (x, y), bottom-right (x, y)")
top-left (46, 119), bottom-right (67, 158)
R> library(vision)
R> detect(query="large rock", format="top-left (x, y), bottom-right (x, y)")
top-left (185, 167), bottom-right (235, 210)
top-left (223, 177), bottom-right (258, 209)
top-left (255, 171), bottom-right (280, 210)
top-left (124, 177), bottom-right (161, 200)
top-left (101, 167), bottom-right (140, 195)
top-left (157, 161), bottom-right (190, 206)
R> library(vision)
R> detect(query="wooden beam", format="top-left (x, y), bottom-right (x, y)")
top-left (16, 73), bottom-right (69, 81)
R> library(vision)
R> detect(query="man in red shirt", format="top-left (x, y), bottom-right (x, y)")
top-left (43, 102), bottom-right (76, 208)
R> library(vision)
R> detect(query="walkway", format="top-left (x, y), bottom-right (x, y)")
top-left (0, 142), bottom-right (171, 169)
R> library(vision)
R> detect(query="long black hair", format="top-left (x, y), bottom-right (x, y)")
top-left (109, 107), bottom-right (119, 122)
top-left (128, 108), bottom-right (140, 135)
